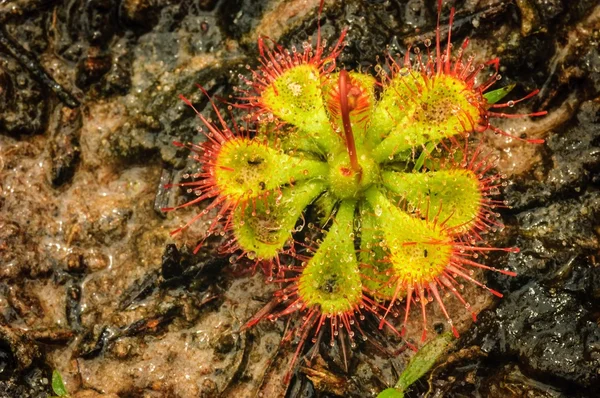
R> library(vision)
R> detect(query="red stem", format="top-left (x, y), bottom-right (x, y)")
top-left (338, 70), bottom-right (361, 174)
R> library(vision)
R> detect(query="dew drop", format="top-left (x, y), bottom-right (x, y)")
top-left (374, 206), bottom-right (383, 217)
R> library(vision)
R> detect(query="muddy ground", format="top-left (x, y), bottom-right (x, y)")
top-left (0, 0), bottom-right (599, 397)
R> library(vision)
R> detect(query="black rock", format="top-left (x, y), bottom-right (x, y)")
top-left (464, 281), bottom-right (600, 390)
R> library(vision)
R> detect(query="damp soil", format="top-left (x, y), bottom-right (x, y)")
top-left (1, 0), bottom-right (600, 397)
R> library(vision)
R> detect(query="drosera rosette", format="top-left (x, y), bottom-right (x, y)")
top-left (164, 0), bottom-right (547, 385)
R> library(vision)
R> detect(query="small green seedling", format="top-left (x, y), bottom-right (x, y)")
top-left (377, 333), bottom-right (454, 398)
top-left (51, 370), bottom-right (69, 397)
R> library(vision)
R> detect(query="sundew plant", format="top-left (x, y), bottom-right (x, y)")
top-left (164, 0), bottom-right (546, 381)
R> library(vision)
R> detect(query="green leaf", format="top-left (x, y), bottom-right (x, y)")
top-left (367, 70), bottom-right (423, 147)
top-left (51, 370), bottom-right (69, 397)
top-left (358, 201), bottom-right (396, 301)
top-left (260, 64), bottom-right (342, 153)
top-left (233, 180), bottom-right (326, 260)
top-left (298, 200), bottom-right (362, 314)
top-left (412, 141), bottom-right (437, 172)
top-left (365, 188), bottom-right (454, 295)
top-left (377, 334), bottom-right (453, 398)
top-left (396, 333), bottom-right (453, 391)
top-left (483, 84), bottom-right (515, 105)
top-left (382, 169), bottom-right (483, 234)
top-left (371, 75), bottom-right (481, 162)
top-left (213, 138), bottom-right (328, 203)
top-left (377, 387), bottom-right (404, 398)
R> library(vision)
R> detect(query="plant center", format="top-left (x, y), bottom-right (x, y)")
top-left (327, 70), bottom-right (379, 200)
top-left (328, 149), bottom-right (378, 199)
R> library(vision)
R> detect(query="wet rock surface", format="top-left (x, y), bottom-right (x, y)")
top-left (0, 0), bottom-right (600, 397)
top-left (0, 53), bottom-right (48, 136)
top-left (505, 100), bottom-right (600, 210)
